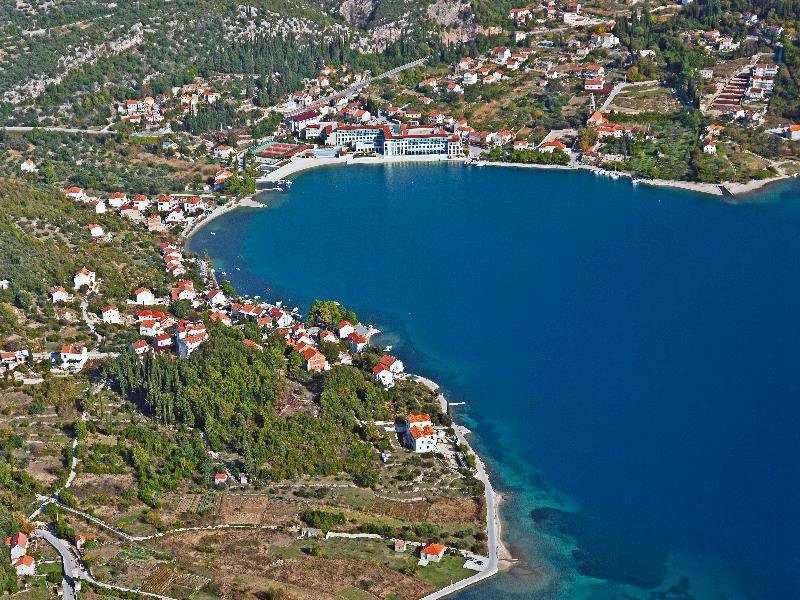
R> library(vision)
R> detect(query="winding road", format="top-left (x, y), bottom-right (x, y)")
top-left (285, 58), bottom-right (427, 118)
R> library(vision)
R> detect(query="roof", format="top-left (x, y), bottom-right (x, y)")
top-left (373, 363), bottom-right (391, 374)
top-left (13, 555), bottom-right (34, 566)
top-left (408, 413), bottom-right (431, 424)
top-left (421, 543), bottom-right (446, 556)
top-left (380, 355), bottom-right (398, 367)
top-left (348, 332), bottom-right (367, 344)
top-left (6, 532), bottom-right (27, 548)
top-left (60, 344), bottom-right (85, 355)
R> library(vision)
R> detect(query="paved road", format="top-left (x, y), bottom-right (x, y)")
top-left (285, 58), bottom-right (427, 118)
top-left (34, 529), bottom-right (80, 600)
top-left (419, 425), bottom-right (500, 599)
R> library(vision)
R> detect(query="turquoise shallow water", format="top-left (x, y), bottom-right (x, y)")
top-left (189, 163), bottom-right (800, 599)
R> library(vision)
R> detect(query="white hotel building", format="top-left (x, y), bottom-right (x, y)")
top-left (331, 123), bottom-right (462, 157)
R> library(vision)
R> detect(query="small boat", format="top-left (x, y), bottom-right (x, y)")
top-left (235, 267), bottom-right (240, 271)
top-left (383, 345), bottom-right (393, 352)
top-left (292, 307), bottom-right (299, 313)
top-left (210, 231), bottom-right (216, 236)
top-left (276, 301), bottom-right (282, 307)
top-left (254, 295), bottom-right (261, 299)
top-left (476, 160), bottom-right (487, 167)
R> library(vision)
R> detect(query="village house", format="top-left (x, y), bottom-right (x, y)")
top-left (348, 331), bottom-right (368, 352)
top-left (59, 344), bottom-right (88, 371)
top-left (405, 414), bottom-right (437, 453)
top-left (213, 145), bottom-right (236, 159)
top-left (394, 540), bottom-right (407, 553)
top-left (152, 332), bottom-right (174, 351)
top-left (89, 199), bottom-right (106, 214)
top-left (147, 214), bottom-right (164, 232)
top-left (133, 287), bottom-right (156, 305)
top-left (132, 195), bottom-right (151, 211)
top-left (50, 286), bottom-right (70, 303)
top-left (302, 347), bottom-right (328, 371)
top-left (209, 311), bottom-right (232, 326)
top-left (319, 329), bottom-right (338, 343)
top-left (66, 186), bottom-right (85, 201)
top-left (5, 532), bottom-right (27, 560)
top-left (338, 320), bottom-right (355, 338)
top-left (380, 354), bottom-right (404, 374)
top-left (73, 266), bottom-right (96, 291)
top-left (787, 125), bottom-right (800, 141)
top-left (87, 224), bottom-right (104, 238)
top-left (703, 140), bottom-right (717, 154)
top-left (419, 543), bottom-right (447, 563)
top-left (538, 140), bottom-right (567, 153)
top-left (12, 554), bottom-right (35, 576)
top-left (0, 350), bottom-right (28, 371)
top-left (157, 195), bottom-right (176, 212)
top-left (269, 307), bottom-right (293, 328)
top-left (108, 192), bottom-right (127, 207)
top-left (214, 473), bottom-right (228, 485)
top-left (100, 305), bottom-right (120, 324)
top-left (131, 339), bottom-right (149, 355)
top-left (206, 288), bottom-right (228, 306)
top-left (20, 159), bottom-right (37, 173)
top-left (372, 363), bottom-right (395, 388)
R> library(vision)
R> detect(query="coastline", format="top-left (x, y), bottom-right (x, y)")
top-left (184, 153), bottom-right (795, 242)
top-left (181, 154), bottom-right (791, 597)
top-left (183, 185), bottom-right (512, 597)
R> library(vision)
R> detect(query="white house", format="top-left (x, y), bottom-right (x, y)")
top-left (213, 145), bottom-right (236, 159)
top-left (133, 287), bottom-right (156, 305)
top-left (73, 267), bottom-right (96, 291)
top-left (66, 187), bottom-right (85, 201)
top-left (206, 288), bottom-right (228, 306)
top-left (12, 555), bottom-right (35, 576)
top-left (60, 344), bottom-right (88, 371)
top-left (419, 543), bottom-right (446, 562)
top-left (5, 532), bottom-right (28, 561)
top-left (108, 192), bottom-right (127, 208)
top-left (348, 332), bottom-right (367, 353)
top-left (338, 320), bottom-right (355, 338)
top-left (100, 305), bottom-right (120, 324)
top-left (87, 224), bottom-right (104, 238)
top-left (379, 354), bottom-right (404, 374)
top-left (703, 141), bottom-right (717, 154)
top-left (405, 414), bottom-right (437, 453)
top-left (89, 200), bottom-right (107, 214)
top-left (50, 286), bottom-right (70, 303)
top-left (20, 159), bottom-right (37, 173)
top-left (372, 363), bottom-right (395, 388)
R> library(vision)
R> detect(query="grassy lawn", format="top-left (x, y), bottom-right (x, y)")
top-left (415, 555), bottom-right (472, 589)
top-left (9, 588), bottom-right (51, 600)
top-left (189, 590), bottom-right (221, 600)
top-left (338, 587), bottom-right (374, 600)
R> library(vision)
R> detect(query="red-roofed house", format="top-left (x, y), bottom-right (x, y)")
top-left (100, 306), bottom-right (120, 324)
top-left (405, 414), bottom-right (437, 453)
top-left (420, 543), bottom-right (447, 562)
top-left (133, 287), bottom-right (155, 305)
top-left (372, 363), bottom-right (394, 388)
top-left (348, 332), bottom-right (367, 353)
top-left (5, 532), bottom-right (27, 560)
top-left (12, 554), bottom-right (35, 576)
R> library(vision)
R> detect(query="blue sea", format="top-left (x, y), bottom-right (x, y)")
top-left (189, 163), bottom-right (800, 599)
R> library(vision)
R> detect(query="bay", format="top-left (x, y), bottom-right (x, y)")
top-left (189, 162), bottom-right (800, 599)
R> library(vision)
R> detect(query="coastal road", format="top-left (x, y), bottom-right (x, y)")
top-left (420, 425), bottom-right (501, 599)
top-left (285, 58), bottom-right (427, 118)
